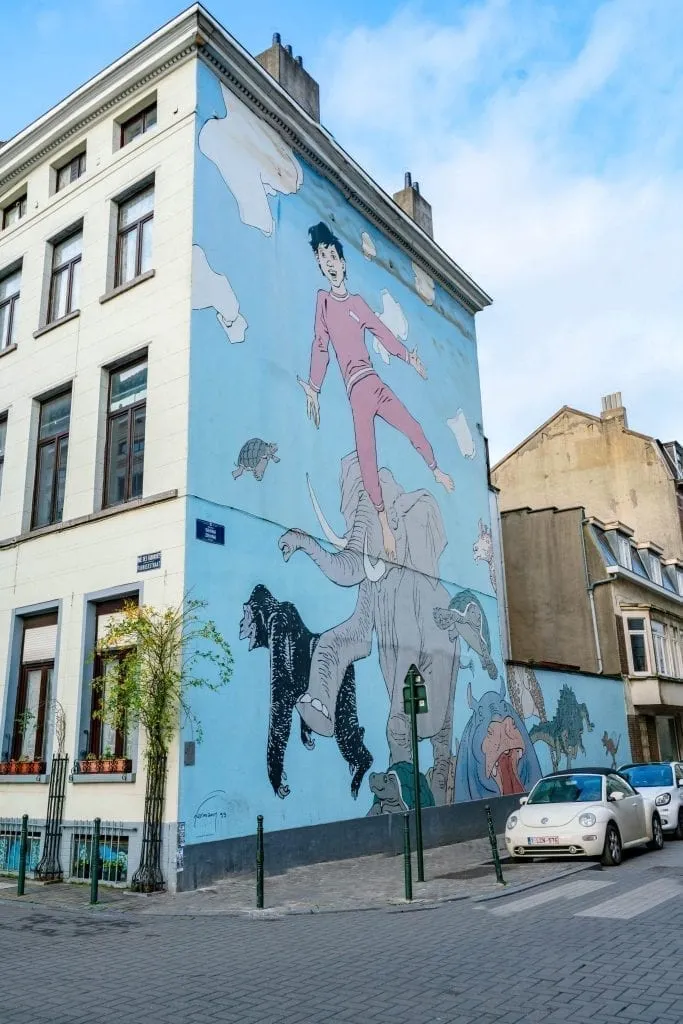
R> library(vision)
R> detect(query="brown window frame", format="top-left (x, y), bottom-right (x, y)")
top-left (56, 152), bottom-right (86, 192)
top-left (114, 187), bottom-right (154, 288)
top-left (31, 391), bottom-right (71, 530)
top-left (0, 414), bottom-right (6, 495)
top-left (11, 661), bottom-right (52, 762)
top-left (120, 103), bottom-right (157, 148)
top-left (48, 231), bottom-right (82, 323)
top-left (0, 268), bottom-right (20, 349)
top-left (89, 598), bottom-right (138, 757)
top-left (103, 360), bottom-right (147, 508)
top-left (2, 194), bottom-right (27, 230)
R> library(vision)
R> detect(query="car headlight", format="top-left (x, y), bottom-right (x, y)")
top-left (579, 813), bottom-right (597, 827)
top-left (506, 815), bottom-right (518, 830)
top-left (655, 793), bottom-right (671, 806)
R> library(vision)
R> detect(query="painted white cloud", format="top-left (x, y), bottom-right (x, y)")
top-left (192, 245), bottom-right (247, 343)
top-left (412, 262), bottom-right (435, 305)
top-left (361, 231), bottom-right (377, 260)
top-left (375, 289), bottom-right (408, 364)
top-left (316, 0), bottom-right (683, 462)
top-left (198, 83), bottom-right (303, 236)
top-left (448, 410), bottom-right (476, 460)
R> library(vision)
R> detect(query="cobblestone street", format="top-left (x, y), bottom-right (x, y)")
top-left (1, 839), bottom-right (682, 1023)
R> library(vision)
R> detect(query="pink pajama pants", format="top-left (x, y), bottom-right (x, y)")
top-left (349, 373), bottom-right (436, 512)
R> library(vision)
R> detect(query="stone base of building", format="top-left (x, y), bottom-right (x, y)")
top-left (176, 795), bottom-right (521, 892)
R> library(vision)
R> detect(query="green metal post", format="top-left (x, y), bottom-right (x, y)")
top-left (485, 804), bottom-right (506, 885)
top-left (90, 817), bottom-right (101, 905)
top-left (402, 813), bottom-right (413, 901)
top-left (17, 814), bottom-right (28, 896)
top-left (256, 815), bottom-right (264, 909)
top-left (408, 670), bottom-right (425, 882)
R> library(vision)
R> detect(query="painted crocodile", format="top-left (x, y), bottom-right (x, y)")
top-left (529, 684), bottom-right (594, 772)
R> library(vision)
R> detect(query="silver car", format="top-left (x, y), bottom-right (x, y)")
top-left (618, 762), bottom-right (683, 838)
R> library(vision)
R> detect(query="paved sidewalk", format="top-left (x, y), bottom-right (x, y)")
top-left (0, 835), bottom-right (593, 916)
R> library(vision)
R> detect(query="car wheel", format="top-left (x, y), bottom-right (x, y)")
top-left (648, 813), bottom-right (664, 851)
top-left (674, 811), bottom-right (683, 841)
top-left (600, 823), bottom-right (622, 866)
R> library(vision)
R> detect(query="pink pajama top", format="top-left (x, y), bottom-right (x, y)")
top-left (308, 291), bottom-right (410, 395)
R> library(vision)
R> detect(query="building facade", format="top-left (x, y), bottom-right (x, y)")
top-left (496, 393), bottom-right (683, 768)
top-left (1, 6), bottom-right (618, 891)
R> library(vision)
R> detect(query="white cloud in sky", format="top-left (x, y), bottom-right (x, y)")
top-left (375, 289), bottom-right (408, 363)
top-left (315, 0), bottom-right (683, 462)
top-left (192, 245), bottom-right (247, 343)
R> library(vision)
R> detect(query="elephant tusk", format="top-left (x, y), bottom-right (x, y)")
top-left (307, 474), bottom-right (348, 549)
top-left (363, 535), bottom-right (386, 582)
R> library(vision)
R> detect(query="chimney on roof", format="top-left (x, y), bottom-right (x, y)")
top-left (255, 32), bottom-right (320, 122)
top-left (600, 392), bottom-right (628, 428)
top-left (392, 171), bottom-right (433, 238)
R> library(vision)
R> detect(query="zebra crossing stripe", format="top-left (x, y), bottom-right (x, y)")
top-left (575, 879), bottom-right (682, 920)
top-left (489, 878), bottom-right (613, 915)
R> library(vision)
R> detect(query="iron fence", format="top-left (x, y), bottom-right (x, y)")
top-left (69, 820), bottom-right (131, 885)
top-left (0, 818), bottom-right (42, 876)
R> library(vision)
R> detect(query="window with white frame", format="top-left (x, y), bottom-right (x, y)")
top-left (646, 552), bottom-right (663, 586)
top-left (625, 617), bottom-right (650, 674)
top-left (115, 186), bottom-right (154, 287)
top-left (651, 621), bottom-right (670, 676)
top-left (3, 615), bottom-right (58, 768)
top-left (610, 532), bottom-right (632, 569)
top-left (48, 229), bottom-right (82, 322)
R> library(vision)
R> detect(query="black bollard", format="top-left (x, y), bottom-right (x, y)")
top-left (485, 804), bottom-right (506, 885)
top-left (256, 815), bottom-right (264, 909)
top-left (90, 818), bottom-right (101, 905)
top-left (403, 813), bottom-right (413, 901)
top-left (17, 815), bottom-right (28, 897)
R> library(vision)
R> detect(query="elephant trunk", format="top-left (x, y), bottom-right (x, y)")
top-left (293, 532), bottom-right (365, 588)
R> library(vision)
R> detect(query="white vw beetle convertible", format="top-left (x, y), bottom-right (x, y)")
top-left (505, 767), bottom-right (664, 866)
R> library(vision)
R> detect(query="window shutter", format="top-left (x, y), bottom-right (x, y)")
top-left (22, 618), bottom-right (58, 663)
top-left (615, 616), bottom-right (629, 675)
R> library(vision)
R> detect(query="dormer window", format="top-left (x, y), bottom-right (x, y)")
top-left (648, 554), bottom-right (663, 587)
top-left (610, 532), bottom-right (632, 569)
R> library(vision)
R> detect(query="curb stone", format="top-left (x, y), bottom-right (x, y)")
top-left (472, 860), bottom-right (600, 902)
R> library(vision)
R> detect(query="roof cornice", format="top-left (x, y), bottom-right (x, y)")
top-left (193, 8), bottom-right (491, 314)
top-left (0, 4), bottom-right (492, 315)
top-left (0, 6), bottom-right (202, 192)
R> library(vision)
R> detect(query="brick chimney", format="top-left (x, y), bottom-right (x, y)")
top-left (600, 392), bottom-right (628, 428)
top-left (255, 33), bottom-right (320, 122)
top-left (393, 172), bottom-right (433, 238)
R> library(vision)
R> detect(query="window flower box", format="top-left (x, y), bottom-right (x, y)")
top-left (0, 759), bottom-right (46, 775)
top-left (76, 757), bottom-right (132, 775)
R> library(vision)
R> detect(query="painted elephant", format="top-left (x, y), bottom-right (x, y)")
top-left (278, 453), bottom-right (494, 805)
top-left (455, 680), bottom-right (543, 802)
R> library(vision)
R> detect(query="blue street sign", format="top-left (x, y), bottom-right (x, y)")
top-left (196, 519), bottom-right (225, 545)
top-left (137, 551), bottom-right (161, 573)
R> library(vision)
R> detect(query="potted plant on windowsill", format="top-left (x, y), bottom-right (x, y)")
top-left (98, 748), bottom-right (133, 774)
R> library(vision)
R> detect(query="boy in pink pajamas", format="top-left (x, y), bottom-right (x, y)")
top-left (299, 222), bottom-right (453, 559)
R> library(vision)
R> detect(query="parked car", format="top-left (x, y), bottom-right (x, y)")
top-left (505, 767), bottom-right (664, 866)
top-left (618, 762), bottom-right (683, 839)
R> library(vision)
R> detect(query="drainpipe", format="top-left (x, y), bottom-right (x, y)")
top-left (580, 518), bottom-right (614, 675)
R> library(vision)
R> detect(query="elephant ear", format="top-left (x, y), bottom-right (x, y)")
top-left (395, 489), bottom-right (447, 583)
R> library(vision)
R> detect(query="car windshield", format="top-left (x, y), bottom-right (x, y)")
top-left (620, 764), bottom-right (673, 788)
top-left (528, 774), bottom-right (603, 804)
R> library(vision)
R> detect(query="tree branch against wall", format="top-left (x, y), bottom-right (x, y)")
top-left (93, 597), bottom-right (232, 891)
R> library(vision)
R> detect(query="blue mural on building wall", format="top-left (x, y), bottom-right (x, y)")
top-left (180, 66), bottom-right (627, 849)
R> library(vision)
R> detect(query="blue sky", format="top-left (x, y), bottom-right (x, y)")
top-left (2, 0), bottom-right (682, 460)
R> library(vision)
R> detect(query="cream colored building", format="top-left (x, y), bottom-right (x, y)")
top-left (496, 394), bottom-right (683, 767)
top-left (492, 393), bottom-right (683, 562)
top-left (0, 12), bottom-right (201, 884)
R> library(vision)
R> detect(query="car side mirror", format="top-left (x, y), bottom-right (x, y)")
top-left (609, 791), bottom-right (625, 802)
top-left (519, 796), bottom-right (528, 806)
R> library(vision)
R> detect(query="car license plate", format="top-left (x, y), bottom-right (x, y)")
top-left (527, 836), bottom-right (560, 845)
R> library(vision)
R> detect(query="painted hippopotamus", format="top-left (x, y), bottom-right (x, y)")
top-left (455, 680), bottom-right (542, 802)
top-left (367, 762), bottom-right (436, 815)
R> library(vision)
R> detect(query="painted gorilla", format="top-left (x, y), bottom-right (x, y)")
top-left (454, 680), bottom-right (543, 802)
top-left (239, 584), bottom-right (373, 799)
